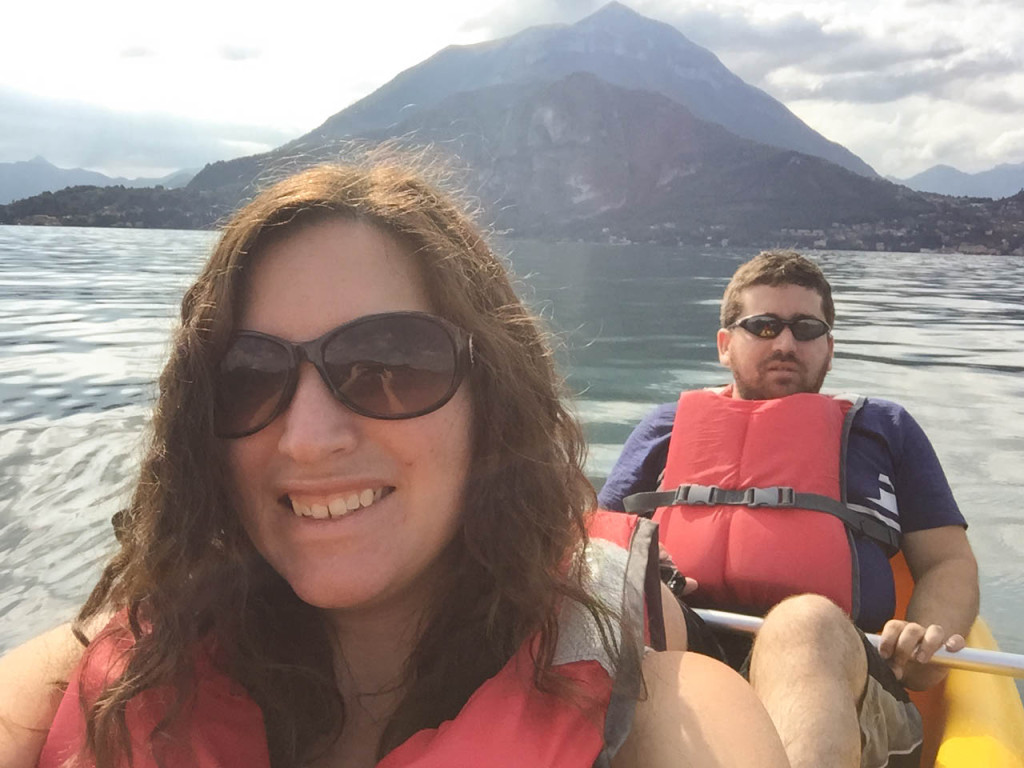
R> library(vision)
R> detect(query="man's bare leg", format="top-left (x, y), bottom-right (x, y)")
top-left (748, 594), bottom-right (867, 768)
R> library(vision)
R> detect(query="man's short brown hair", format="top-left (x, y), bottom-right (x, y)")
top-left (720, 249), bottom-right (835, 328)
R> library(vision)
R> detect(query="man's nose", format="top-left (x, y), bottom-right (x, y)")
top-left (771, 325), bottom-right (799, 350)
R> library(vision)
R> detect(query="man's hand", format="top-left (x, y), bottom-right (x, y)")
top-left (877, 619), bottom-right (966, 690)
top-left (658, 544), bottom-right (698, 596)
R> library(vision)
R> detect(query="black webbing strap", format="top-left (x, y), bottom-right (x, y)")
top-left (623, 484), bottom-right (900, 550)
top-left (594, 516), bottom-right (661, 767)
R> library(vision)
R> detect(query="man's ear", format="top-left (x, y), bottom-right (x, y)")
top-left (716, 328), bottom-right (732, 367)
top-left (827, 334), bottom-right (835, 371)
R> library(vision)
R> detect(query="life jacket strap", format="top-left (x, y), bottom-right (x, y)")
top-left (623, 484), bottom-right (900, 550)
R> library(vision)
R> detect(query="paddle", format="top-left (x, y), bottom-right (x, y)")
top-left (694, 608), bottom-right (1024, 679)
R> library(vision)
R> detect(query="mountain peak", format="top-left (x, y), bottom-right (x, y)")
top-left (575, 1), bottom-right (679, 37)
top-left (585, 1), bottom-right (642, 21)
top-left (198, 1), bottom-right (877, 192)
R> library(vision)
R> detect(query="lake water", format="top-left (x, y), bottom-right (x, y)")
top-left (2, 226), bottom-right (1023, 683)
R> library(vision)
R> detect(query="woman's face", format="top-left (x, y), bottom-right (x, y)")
top-left (224, 218), bottom-right (473, 618)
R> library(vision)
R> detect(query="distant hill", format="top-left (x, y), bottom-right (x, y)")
top-left (0, 184), bottom-right (224, 229)
top-left (894, 163), bottom-right (1024, 199)
top-left (190, 1), bottom-right (875, 197)
top-left (0, 157), bottom-right (196, 205)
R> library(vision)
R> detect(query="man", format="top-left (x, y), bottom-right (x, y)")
top-left (598, 250), bottom-right (979, 768)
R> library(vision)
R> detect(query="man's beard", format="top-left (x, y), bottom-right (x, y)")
top-left (732, 352), bottom-right (830, 400)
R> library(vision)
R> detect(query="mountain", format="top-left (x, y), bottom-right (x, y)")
top-left (369, 73), bottom-right (923, 239)
top-left (0, 157), bottom-right (196, 205)
top-left (895, 163), bottom-right (1024, 199)
top-left (12, 72), bottom-right (944, 245)
top-left (190, 1), bottom-right (874, 196)
top-left (8, 3), bottom-right (1021, 253)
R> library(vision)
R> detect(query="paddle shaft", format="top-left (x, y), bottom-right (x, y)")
top-left (694, 608), bottom-right (1024, 679)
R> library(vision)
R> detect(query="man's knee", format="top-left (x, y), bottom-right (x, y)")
top-left (753, 594), bottom-right (867, 688)
top-left (761, 594), bottom-right (853, 641)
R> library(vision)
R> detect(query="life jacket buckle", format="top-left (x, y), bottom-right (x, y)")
top-left (744, 486), bottom-right (796, 507)
top-left (672, 484), bottom-right (717, 506)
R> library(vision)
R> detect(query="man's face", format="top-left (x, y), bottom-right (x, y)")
top-left (717, 284), bottom-right (834, 400)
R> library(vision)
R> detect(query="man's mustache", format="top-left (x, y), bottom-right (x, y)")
top-left (765, 352), bottom-right (800, 365)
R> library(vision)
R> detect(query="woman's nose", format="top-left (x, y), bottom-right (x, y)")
top-left (276, 364), bottom-right (359, 463)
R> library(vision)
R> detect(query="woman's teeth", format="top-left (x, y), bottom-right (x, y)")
top-left (290, 488), bottom-right (387, 518)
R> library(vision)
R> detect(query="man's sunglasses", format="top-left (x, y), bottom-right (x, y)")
top-left (213, 311), bottom-right (473, 438)
top-left (729, 314), bottom-right (831, 342)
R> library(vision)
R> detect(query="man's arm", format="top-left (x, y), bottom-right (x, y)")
top-left (597, 403), bottom-right (675, 511)
top-left (878, 525), bottom-right (979, 690)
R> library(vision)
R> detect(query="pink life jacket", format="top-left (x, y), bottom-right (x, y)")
top-left (623, 388), bottom-right (897, 617)
top-left (39, 510), bottom-right (660, 768)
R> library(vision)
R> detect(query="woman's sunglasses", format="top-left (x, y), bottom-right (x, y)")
top-left (213, 311), bottom-right (473, 438)
top-left (729, 314), bottom-right (831, 342)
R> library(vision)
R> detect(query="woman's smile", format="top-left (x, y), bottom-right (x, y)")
top-left (285, 486), bottom-right (393, 519)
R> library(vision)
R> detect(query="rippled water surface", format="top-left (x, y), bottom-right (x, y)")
top-left (0, 226), bottom-right (215, 645)
top-left (2, 228), bottom-right (1022, 680)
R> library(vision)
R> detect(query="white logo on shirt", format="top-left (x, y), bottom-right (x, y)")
top-left (847, 474), bottom-right (901, 530)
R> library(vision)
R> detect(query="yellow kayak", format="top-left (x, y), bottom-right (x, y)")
top-left (915, 619), bottom-right (1024, 768)
top-left (887, 551), bottom-right (1024, 766)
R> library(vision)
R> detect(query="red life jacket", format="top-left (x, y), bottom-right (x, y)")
top-left (39, 511), bottom-right (660, 768)
top-left (624, 388), bottom-right (898, 618)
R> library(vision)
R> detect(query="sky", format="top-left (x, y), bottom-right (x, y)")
top-left (2, 0), bottom-right (1022, 179)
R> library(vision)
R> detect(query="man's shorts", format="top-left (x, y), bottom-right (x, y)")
top-left (681, 604), bottom-right (924, 768)
top-left (855, 630), bottom-right (924, 768)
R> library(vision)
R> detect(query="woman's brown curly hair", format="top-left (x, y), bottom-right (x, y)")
top-left (73, 159), bottom-right (616, 766)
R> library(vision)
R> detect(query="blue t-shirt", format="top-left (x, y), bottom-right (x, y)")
top-left (597, 396), bottom-right (966, 631)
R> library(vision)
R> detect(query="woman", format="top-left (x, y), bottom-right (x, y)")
top-left (0, 161), bottom-right (787, 767)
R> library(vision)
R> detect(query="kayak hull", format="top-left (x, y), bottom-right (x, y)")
top-left (915, 619), bottom-right (1024, 768)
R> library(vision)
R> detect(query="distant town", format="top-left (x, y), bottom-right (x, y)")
top-left (743, 194), bottom-right (1024, 256)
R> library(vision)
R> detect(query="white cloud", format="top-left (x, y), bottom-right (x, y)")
top-left (988, 129), bottom-right (1024, 163)
top-left (653, 0), bottom-right (1024, 176)
top-left (0, 0), bottom-right (1022, 177)
top-left (0, 89), bottom-right (295, 178)
top-left (1, 0), bottom-right (503, 131)
top-left (786, 95), bottom-right (1024, 177)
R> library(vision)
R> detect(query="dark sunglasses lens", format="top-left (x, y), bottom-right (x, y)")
top-left (742, 316), bottom-right (783, 338)
top-left (791, 319), bottom-right (830, 341)
top-left (323, 315), bottom-right (459, 417)
top-left (215, 336), bottom-right (292, 437)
